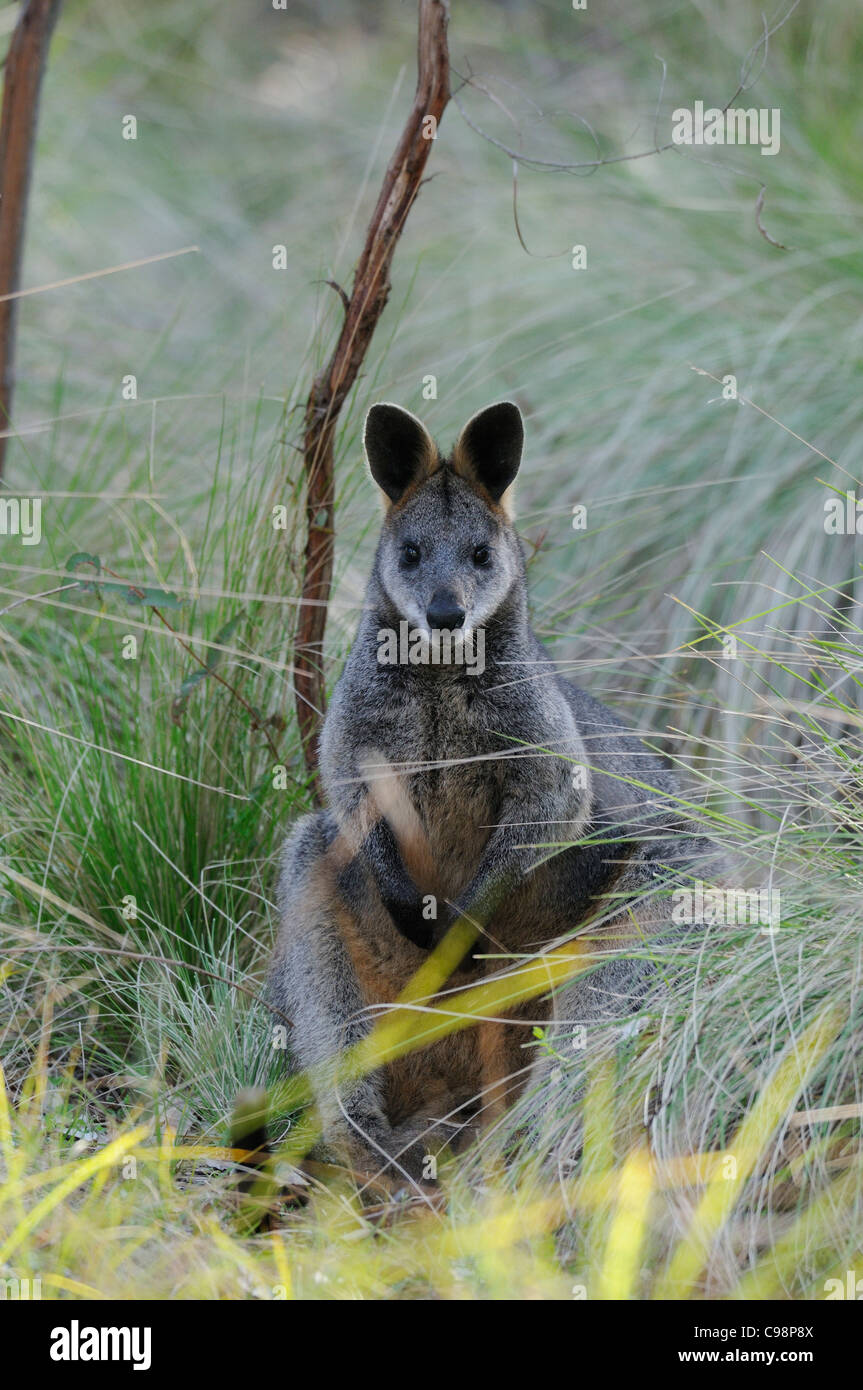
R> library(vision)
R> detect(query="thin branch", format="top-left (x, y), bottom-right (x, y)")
top-left (83, 562), bottom-right (289, 769)
top-left (755, 184), bottom-right (788, 250)
top-left (316, 277), bottom-right (350, 316)
top-left (0, 0), bottom-right (62, 479)
top-left (453, 0), bottom-right (803, 257)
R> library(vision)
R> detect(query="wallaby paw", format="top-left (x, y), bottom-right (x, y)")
top-left (386, 1117), bottom-right (442, 1183)
top-left (382, 895), bottom-right (435, 951)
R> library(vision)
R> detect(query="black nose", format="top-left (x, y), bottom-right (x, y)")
top-left (426, 590), bottom-right (465, 630)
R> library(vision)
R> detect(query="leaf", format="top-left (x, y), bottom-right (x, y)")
top-left (178, 667), bottom-right (210, 698)
top-left (92, 579), bottom-right (184, 608)
top-left (174, 610), bottom-right (247, 710)
top-left (63, 553), bottom-right (184, 608)
top-left (65, 552), bottom-right (102, 594)
top-left (205, 611), bottom-right (246, 668)
top-left (119, 583), bottom-right (184, 610)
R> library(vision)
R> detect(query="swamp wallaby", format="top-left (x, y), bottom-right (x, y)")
top-left (269, 401), bottom-right (713, 1183)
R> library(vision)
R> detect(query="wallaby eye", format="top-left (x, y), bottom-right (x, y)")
top-left (402, 542), bottom-right (420, 566)
top-left (473, 545), bottom-right (491, 567)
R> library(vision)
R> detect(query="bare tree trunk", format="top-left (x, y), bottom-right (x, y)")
top-left (0, 0), bottom-right (61, 479)
top-left (294, 0), bottom-right (450, 789)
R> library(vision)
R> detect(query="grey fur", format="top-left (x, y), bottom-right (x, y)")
top-left (269, 402), bottom-right (714, 1182)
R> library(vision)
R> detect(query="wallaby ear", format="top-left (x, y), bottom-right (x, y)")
top-left (364, 403), bottom-right (438, 504)
top-left (452, 401), bottom-right (524, 503)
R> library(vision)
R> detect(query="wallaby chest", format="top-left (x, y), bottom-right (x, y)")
top-left (387, 675), bottom-right (505, 897)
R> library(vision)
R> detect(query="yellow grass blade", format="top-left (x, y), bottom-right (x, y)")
top-left (596, 1148), bottom-right (654, 1300)
top-left (655, 1009), bottom-right (841, 1298)
top-left (0, 1124), bottom-right (149, 1264)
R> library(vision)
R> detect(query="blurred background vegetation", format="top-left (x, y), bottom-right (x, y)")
top-left (1, 0), bottom-right (862, 1299)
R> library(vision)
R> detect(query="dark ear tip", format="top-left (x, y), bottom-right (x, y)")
top-left (364, 401), bottom-right (420, 442)
top-left (472, 399), bottom-right (524, 436)
top-left (364, 401), bottom-right (392, 437)
top-left (499, 401), bottom-right (524, 435)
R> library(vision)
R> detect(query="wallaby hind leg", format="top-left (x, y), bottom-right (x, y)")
top-left (269, 812), bottom-right (428, 1184)
top-left (477, 996), bottom-right (550, 1131)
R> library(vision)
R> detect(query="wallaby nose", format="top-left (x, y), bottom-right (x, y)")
top-left (426, 590), bottom-right (465, 630)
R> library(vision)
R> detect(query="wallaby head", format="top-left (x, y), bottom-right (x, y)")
top-left (364, 400), bottom-right (525, 640)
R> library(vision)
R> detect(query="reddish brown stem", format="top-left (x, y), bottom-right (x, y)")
top-left (294, 0), bottom-right (451, 792)
top-left (0, 0), bottom-right (61, 479)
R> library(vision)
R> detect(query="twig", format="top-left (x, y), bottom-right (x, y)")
top-left (453, 0), bottom-right (803, 258)
top-left (316, 278), bottom-right (350, 315)
top-left (151, 606), bottom-right (282, 763)
top-left (755, 185), bottom-right (788, 251)
top-left (99, 563), bottom-right (285, 766)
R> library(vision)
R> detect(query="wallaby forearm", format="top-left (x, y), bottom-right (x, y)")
top-left (339, 815), bottom-right (434, 950)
